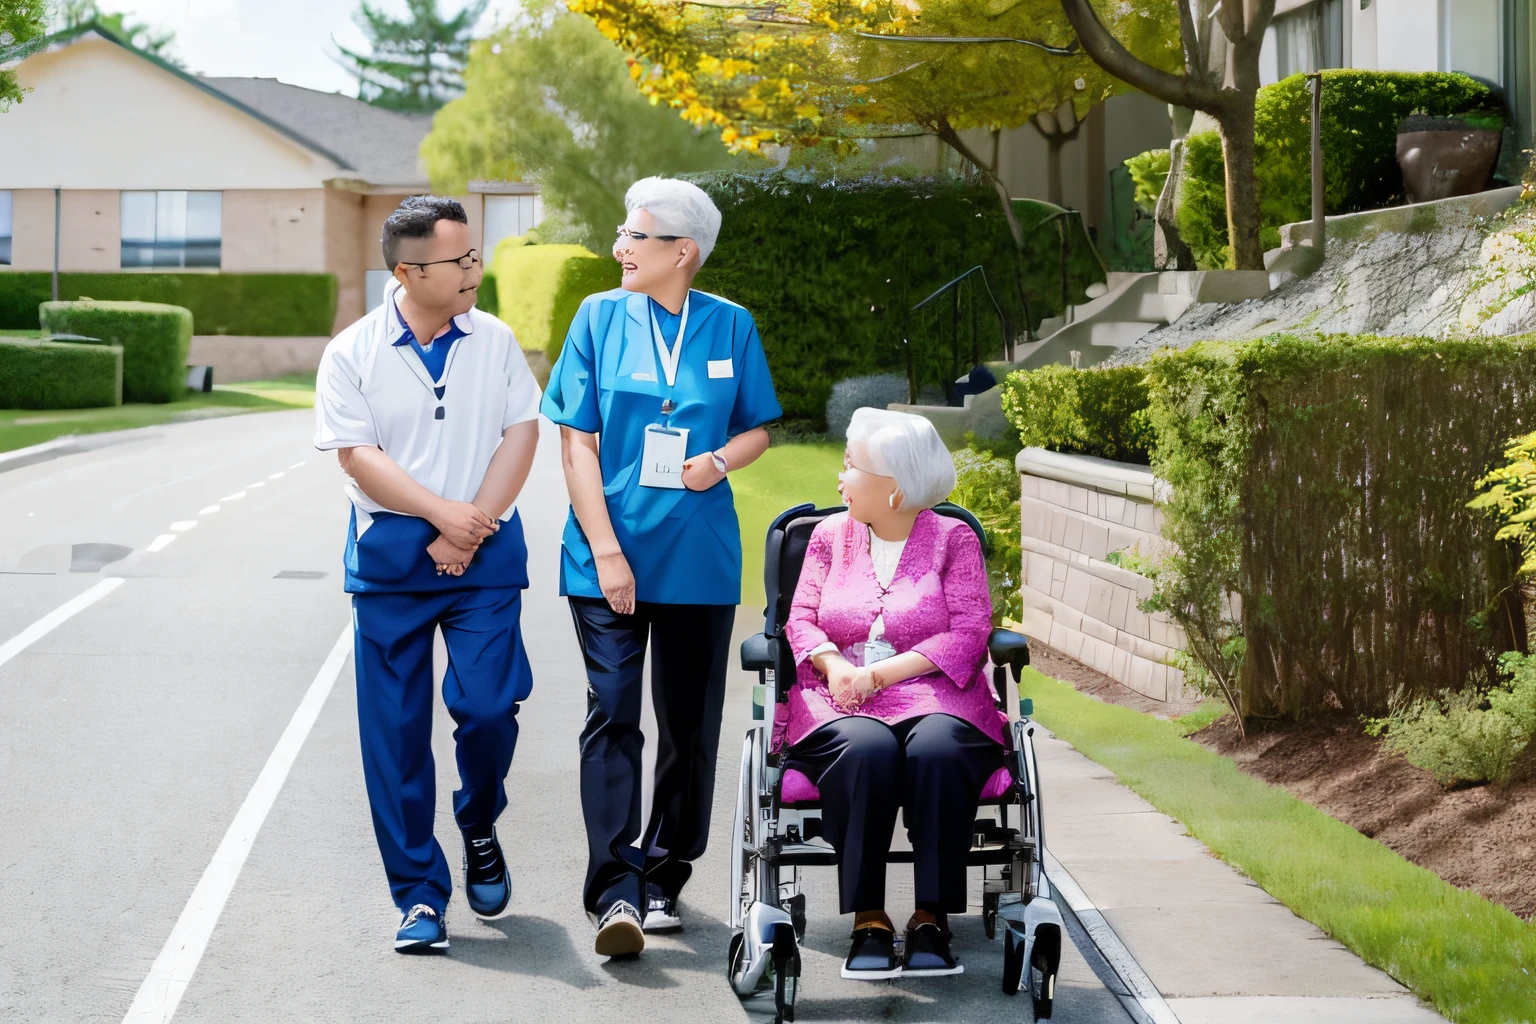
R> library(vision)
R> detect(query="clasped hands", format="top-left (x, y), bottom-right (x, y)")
top-left (427, 500), bottom-right (499, 576)
top-left (820, 655), bottom-right (882, 712)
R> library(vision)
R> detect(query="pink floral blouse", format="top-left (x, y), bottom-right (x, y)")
top-left (776, 510), bottom-right (1006, 752)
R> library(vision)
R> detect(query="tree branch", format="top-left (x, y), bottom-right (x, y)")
top-left (1059, 0), bottom-right (1209, 109)
top-left (1246, 0), bottom-right (1277, 44)
top-left (853, 30), bottom-right (1077, 55)
top-left (1175, 0), bottom-right (1203, 82)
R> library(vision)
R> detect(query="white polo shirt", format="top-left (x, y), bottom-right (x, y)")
top-left (314, 279), bottom-right (542, 534)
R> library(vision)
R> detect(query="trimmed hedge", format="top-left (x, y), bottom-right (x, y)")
top-left (40, 301), bottom-right (192, 404)
top-left (0, 273), bottom-right (337, 335)
top-left (1004, 335), bottom-right (1536, 721)
top-left (0, 338), bottom-right (122, 410)
top-left (999, 363), bottom-right (1153, 464)
top-left (476, 268), bottom-right (499, 318)
top-left (493, 239), bottom-right (622, 363)
top-left (690, 172), bottom-right (1105, 428)
top-left (1179, 71), bottom-right (1500, 268)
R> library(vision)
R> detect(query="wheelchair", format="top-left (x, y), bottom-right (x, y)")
top-left (728, 502), bottom-right (1065, 1023)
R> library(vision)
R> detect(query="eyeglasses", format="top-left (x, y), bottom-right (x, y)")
top-left (400, 249), bottom-right (480, 272)
top-left (615, 227), bottom-right (680, 243)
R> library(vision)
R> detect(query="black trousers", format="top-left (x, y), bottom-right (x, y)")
top-left (785, 714), bottom-right (1002, 915)
top-left (568, 597), bottom-right (735, 913)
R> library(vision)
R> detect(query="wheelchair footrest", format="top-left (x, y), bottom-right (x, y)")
top-left (767, 842), bottom-right (839, 867)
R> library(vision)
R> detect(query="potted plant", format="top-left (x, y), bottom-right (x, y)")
top-left (1395, 110), bottom-right (1504, 204)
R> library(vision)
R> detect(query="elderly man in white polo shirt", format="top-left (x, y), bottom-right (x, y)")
top-left (314, 195), bottom-right (541, 955)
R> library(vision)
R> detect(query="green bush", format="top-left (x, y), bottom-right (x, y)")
top-left (494, 240), bottom-right (622, 362)
top-left (1368, 652), bottom-right (1536, 786)
top-left (1126, 149), bottom-right (1170, 214)
top-left (1144, 334), bottom-right (1536, 720)
top-left (998, 363), bottom-right (1154, 464)
top-left (1470, 430), bottom-right (1536, 575)
top-left (952, 446), bottom-right (1022, 625)
top-left (690, 172), bottom-right (1105, 428)
top-left (476, 268), bottom-right (499, 318)
top-left (0, 338), bottom-right (122, 409)
top-left (40, 301), bottom-right (192, 404)
top-left (0, 273), bottom-right (337, 335)
top-left (1178, 70), bottom-right (1500, 268)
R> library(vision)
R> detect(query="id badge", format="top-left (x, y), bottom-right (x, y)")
top-left (640, 424), bottom-right (689, 489)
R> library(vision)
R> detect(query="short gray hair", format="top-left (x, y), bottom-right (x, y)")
top-left (846, 407), bottom-right (957, 511)
top-left (624, 177), bottom-right (722, 267)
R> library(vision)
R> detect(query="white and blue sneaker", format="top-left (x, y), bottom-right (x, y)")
top-left (394, 904), bottom-right (449, 955)
top-left (593, 899), bottom-right (645, 958)
top-left (642, 882), bottom-right (681, 933)
top-left (462, 827), bottom-right (511, 919)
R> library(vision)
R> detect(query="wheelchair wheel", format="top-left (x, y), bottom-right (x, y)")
top-left (772, 923), bottom-right (800, 1024)
top-left (1001, 928), bottom-right (1025, 996)
top-left (785, 892), bottom-right (807, 942)
top-left (726, 930), bottom-right (747, 983)
top-left (1029, 925), bottom-right (1061, 1020)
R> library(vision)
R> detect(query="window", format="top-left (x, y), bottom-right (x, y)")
top-left (1275, 0), bottom-right (1345, 79)
top-left (482, 193), bottom-right (544, 259)
top-left (120, 191), bottom-right (222, 268)
top-left (0, 190), bottom-right (11, 266)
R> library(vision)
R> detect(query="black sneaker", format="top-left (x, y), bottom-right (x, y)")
top-left (902, 921), bottom-right (963, 977)
top-left (462, 826), bottom-right (510, 919)
top-left (841, 925), bottom-right (901, 980)
top-left (593, 899), bottom-right (645, 957)
top-left (643, 882), bottom-right (682, 933)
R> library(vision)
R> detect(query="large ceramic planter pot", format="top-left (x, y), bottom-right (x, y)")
top-left (1396, 115), bottom-right (1502, 203)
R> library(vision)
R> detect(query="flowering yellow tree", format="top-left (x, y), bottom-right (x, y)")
top-left (570, 0), bottom-right (1178, 266)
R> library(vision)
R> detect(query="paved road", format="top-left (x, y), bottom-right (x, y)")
top-left (0, 409), bottom-right (1134, 1024)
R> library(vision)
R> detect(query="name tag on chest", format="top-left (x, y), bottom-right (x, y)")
top-left (640, 424), bottom-right (689, 489)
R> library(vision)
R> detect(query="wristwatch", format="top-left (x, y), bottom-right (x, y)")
top-left (710, 450), bottom-right (728, 474)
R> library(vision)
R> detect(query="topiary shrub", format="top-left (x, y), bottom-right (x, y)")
top-left (493, 240), bottom-right (622, 362)
top-left (999, 363), bottom-right (1153, 464)
top-left (0, 273), bottom-right (337, 335)
top-left (1126, 149), bottom-right (1171, 214)
top-left (0, 338), bottom-right (122, 409)
top-left (952, 445), bottom-right (1022, 625)
top-left (1178, 70), bottom-right (1501, 268)
top-left (476, 268), bottom-right (499, 318)
top-left (40, 300), bottom-right (191, 403)
top-left (689, 172), bottom-right (1106, 429)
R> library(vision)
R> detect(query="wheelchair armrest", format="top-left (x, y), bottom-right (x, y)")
top-left (988, 628), bottom-right (1030, 682)
top-left (740, 632), bottom-right (775, 672)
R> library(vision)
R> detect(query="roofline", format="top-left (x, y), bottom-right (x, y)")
top-left (1, 22), bottom-right (356, 172)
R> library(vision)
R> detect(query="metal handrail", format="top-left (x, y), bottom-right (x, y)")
top-left (901, 264), bottom-right (1013, 404)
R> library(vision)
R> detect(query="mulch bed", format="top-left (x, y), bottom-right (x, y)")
top-left (1032, 641), bottom-right (1536, 921)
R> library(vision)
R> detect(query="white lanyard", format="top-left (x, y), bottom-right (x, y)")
top-left (649, 294), bottom-right (690, 389)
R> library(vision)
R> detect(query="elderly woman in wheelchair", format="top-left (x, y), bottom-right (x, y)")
top-left (732, 407), bottom-right (1062, 1021)
top-left (777, 408), bottom-right (1009, 979)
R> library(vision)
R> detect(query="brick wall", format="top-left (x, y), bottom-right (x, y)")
top-left (1014, 448), bottom-right (1194, 702)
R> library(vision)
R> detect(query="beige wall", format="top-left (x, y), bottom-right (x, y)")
top-left (59, 190), bottom-right (119, 271)
top-left (324, 188), bottom-right (365, 332)
top-left (1, 37), bottom-right (343, 190)
top-left (221, 189), bottom-right (328, 274)
top-left (6, 190), bottom-right (57, 271)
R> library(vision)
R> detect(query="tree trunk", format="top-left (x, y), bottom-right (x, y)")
top-left (1046, 136), bottom-right (1065, 207)
top-left (1216, 99), bottom-right (1265, 270)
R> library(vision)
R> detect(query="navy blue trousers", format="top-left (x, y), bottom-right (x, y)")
top-left (786, 714), bottom-right (1001, 915)
top-left (352, 586), bottom-right (532, 914)
top-left (568, 597), bottom-right (735, 913)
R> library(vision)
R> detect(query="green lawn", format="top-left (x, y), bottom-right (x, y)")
top-left (1020, 669), bottom-right (1536, 1024)
top-left (0, 374), bottom-right (315, 454)
top-left (730, 440), bottom-right (845, 611)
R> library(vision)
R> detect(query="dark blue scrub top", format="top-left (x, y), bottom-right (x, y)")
top-left (393, 300), bottom-right (464, 384)
top-left (540, 288), bottom-right (782, 606)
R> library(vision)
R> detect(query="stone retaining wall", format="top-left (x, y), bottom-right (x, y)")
top-left (1014, 447), bottom-right (1193, 703)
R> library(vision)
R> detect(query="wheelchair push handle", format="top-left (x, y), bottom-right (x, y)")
top-left (987, 628), bottom-right (1030, 681)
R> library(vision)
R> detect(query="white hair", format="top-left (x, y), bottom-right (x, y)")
top-left (624, 177), bottom-right (722, 267)
top-left (846, 407), bottom-right (957, 511)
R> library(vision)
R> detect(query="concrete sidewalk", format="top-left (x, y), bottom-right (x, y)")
top-left (1032, 722), bottom-right (1449, 1024)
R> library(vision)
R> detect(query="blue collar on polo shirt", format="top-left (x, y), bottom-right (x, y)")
top-left (390, 295), bottom-right (468, 383)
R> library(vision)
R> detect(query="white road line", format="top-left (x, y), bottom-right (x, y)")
top-left (198, 505), bottom-right (220, 516)
top-left (245, 482), bottom-right (265, 489)
top-left (1045, 850), bottom-right (1183, 1024)
top-left (122, 626), bottom-right (353, 1024)
top-left (169, 521), bottom-right (197, 532)
top-left (219, 491), bottom-right (246, 502)
top-left (267, 471), bottom-right (284, 480)
top-left (146, 535), bottom-right (177, 553)
top-left (0, 578), bottom-right (125, 671)
top-left (288, 461), bottom-right (305, 469)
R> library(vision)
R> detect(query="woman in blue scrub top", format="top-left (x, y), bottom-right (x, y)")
top-left (541, 177), bottom-right (781, 958)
